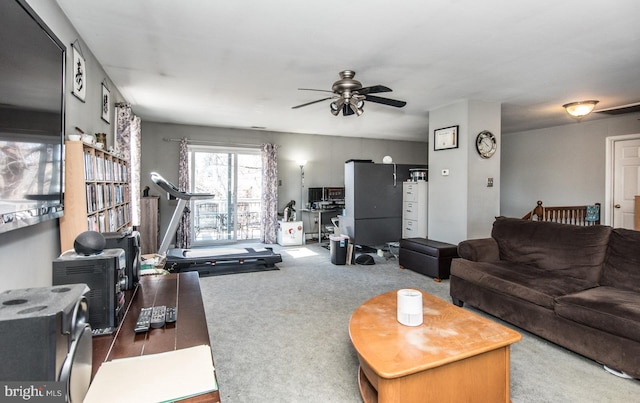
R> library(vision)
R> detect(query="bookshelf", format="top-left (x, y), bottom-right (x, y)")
top-left (59, 141), bottom-right (131, 252)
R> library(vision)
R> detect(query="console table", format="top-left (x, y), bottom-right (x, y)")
top-left (92, 272), bottom-right (220, 402)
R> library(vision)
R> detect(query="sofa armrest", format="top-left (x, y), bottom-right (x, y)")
top-left (457, 238), bottom-right (499, 262)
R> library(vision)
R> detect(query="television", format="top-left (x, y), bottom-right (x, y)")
top-left (0, 0), bottom-right (65, 234)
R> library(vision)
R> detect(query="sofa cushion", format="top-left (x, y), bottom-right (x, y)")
top-left (450, 259), bottom-right (598, 309)
top-left (491, 217), bottom-right (611, 282)
top-left (600, 228), bottom-right (640, 293)
top-left (457, 238), bottom-right (500, 262)
top-left (555, 286), bottom-right (640, 343)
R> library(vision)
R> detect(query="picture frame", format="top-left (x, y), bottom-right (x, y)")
top-left (71, 44), bottom-right (86, 102)
top-left (434, 125), bottom-right (459, 151)
top-left (101, 82), bottom-right (111, 123)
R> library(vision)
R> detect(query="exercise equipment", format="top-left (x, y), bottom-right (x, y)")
top-left (150, 172), bottom-right (282, 275)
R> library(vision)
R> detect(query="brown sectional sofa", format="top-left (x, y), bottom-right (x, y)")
top-left (450, 216), bottom-right (640, 378)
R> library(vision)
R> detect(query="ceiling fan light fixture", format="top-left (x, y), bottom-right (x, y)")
top-left (292, 70), bottom-right (406, 116)
top-left (330, 98), bottom-right (344, 116)
top-left (563, 100), bottom-right (599, 120)
top-left (348, 97), bottom-right (364, 116)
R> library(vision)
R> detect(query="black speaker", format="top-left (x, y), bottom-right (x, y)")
top-left (0, 284), bottom-right (92, 402)
top-left (103, 230), bottom-right (141, 290)
top-left (73, 231), bottom-right (106, 255)
top-left (52, 249), bottom-right (126, 334)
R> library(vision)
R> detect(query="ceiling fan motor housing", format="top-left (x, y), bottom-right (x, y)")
top-left (332, 70), bottom-right (362, 94)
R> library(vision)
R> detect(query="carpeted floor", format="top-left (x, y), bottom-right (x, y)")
top-left (199, 242), bottom-right (640, 402)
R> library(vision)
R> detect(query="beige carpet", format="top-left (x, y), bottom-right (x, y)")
top-left (200, 242), bottom-right (640, 402)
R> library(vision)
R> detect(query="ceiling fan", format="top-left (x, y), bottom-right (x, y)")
top-left (292, 70), bottom-right (407, 116)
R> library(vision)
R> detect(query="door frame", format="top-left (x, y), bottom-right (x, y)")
top-left (604, 133), bottom-right (640, 226)
top-left (188, 144), bottom-right (262, 245)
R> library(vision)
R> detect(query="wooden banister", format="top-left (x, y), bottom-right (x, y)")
top-left (522, 200), bottom-right (601, 226)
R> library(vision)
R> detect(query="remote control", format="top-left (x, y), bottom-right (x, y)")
top-left (165, 307), bottom-right (177, 324)
top-left (150, 305), bottom-right (166, 328)
top-left (134, 307), bottom-right (153, 333)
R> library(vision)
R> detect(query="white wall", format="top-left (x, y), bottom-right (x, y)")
top-left (428, 100), bottom-right (501, 244)
top-left (466, 101), bottom-right (501, 238)
top-left (500, 113), bottom-right (640, 220)
top-left (428, 101), bottom-right (469, 243)
top-left (139, 121), bottom-right (429, 243)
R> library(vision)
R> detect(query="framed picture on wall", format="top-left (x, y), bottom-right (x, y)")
top-left (434, 125), bottom-right (459, 151)
top-left (101, 82), bottom-right (111, 123)
top-left (71, 44), bottom-right (86, 102)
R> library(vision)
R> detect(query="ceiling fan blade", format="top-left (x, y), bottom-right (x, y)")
top-left (292, 97), bottom-right (333, 109)
top-left (358, 85), bottom-right (392, 95)
top-left (298, 88), bottom-right (334, 93)
top-left (365, 95), bottom-right (407, 108)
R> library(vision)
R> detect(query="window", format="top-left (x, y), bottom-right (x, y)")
top-left (188, 145), bottom-right (262, 245)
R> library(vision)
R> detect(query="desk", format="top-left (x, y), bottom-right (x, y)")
top-left (92, 272), bottom-right (220, 402)
top-left (301, 208), bottom-right (340, 242)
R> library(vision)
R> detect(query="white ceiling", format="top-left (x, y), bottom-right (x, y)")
top-left (55, 0), bottom-right (640, 142)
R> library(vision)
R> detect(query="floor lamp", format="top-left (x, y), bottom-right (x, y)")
top-left (298, 160), bottom-right (307, 216)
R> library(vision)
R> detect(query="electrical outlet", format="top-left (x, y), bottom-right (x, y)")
top-left (487, 177), bottom-right (494, 187)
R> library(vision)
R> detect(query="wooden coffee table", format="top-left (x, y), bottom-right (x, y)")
top-left (349, 290), bottom-right (521, 403)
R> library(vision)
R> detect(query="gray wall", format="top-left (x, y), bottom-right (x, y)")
top-left (501, 113), bottom-right (640, 220)
top-left (0, 1), bottom-right (126, 292)
top-left (140, 122), bottom-right (429, 244)
top-left (427, 100), bottom-right (501, 245)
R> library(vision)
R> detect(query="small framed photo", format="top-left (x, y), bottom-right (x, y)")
top-left (71, 44), bottom-right (86, 102)
top-left (101, 83), bottom-right (111, 123)
top-left (434, 125), bottom-right (459, 151)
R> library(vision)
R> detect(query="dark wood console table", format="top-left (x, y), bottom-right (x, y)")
top-left (92, 272), bottom-right (220, 402)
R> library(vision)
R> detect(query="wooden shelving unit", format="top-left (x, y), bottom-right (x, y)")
top-left (59, 141), bottom-right (131, 252)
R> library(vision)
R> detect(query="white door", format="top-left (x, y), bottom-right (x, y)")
top-left (613, 138), bottom-right (640, 229)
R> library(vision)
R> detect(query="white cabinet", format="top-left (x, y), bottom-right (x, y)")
top-left (277, 221), bottom-right (304, 246)
top-left (402, 181), bottom-right (428, 238)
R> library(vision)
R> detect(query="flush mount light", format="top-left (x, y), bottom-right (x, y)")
top-left (563, 100), bottom-right (599, 120)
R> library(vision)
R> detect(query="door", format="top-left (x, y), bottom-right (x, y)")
top-left (189, 146), bottom-right (262, 245)
top-left (612, 138), bottom-right (640, 229)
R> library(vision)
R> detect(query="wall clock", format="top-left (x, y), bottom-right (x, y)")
top-left (476, 130), bottom-right (497, 159)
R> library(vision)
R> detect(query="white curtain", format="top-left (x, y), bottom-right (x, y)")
top-left (115, 103), bottom-right (141, 226)
top-left (261, 143), bottom-right (278, 243)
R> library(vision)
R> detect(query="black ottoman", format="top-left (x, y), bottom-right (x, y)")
top-left (399, 238), bottom-right (458, 280)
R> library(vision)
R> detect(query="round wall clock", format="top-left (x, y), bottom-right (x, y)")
top-left (476, 130), bottom-right (497, 159)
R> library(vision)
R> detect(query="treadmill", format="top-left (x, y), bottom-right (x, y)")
top-left (150, 172), bottom-right (282, 275)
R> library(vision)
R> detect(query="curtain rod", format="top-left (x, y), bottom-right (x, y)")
top-left (163, 137), bottom-right (262, 148)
